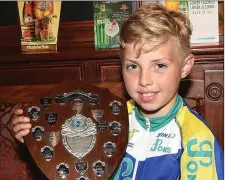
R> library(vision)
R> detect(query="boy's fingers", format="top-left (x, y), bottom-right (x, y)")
top-left (14, 109), bottom-right (23, 115)
top-left (13, 123), bottom-right (32, 133)
top-left (15, 129), bottom-right (30, 143)
top-left (16, 137), bottom-right (24, 143)
top-left (12, 116), bottom-right (30, 125)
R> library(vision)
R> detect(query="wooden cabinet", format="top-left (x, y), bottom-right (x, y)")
top-left (0, 62), bottom-right (84, 85)
top-left (0, 21), bottom-right (224, 177)
top-left (0, 22), bottom-right (223, 84)
top-left (0, 22), bottom-right (224, 140)
top-left (0, 21), bottom-right (223, 179)
top-left (96, 61), bottom-right (122, 82)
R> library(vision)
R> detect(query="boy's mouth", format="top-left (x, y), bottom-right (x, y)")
top-left (139, 92), bottom-right (157, 102)
top-left (142, 93), bottom-right (154, 97)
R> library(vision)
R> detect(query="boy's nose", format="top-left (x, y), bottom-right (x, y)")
top-left (139, 69), bottom-right (153, 87)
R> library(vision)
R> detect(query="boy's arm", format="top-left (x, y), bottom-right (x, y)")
top-left (180, 132), bottom-right (224, 180)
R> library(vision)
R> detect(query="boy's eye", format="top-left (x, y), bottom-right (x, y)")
top-left (156, 64), bottom-right (167, 69)
top-left (127, 64), bottom-right (138, 70)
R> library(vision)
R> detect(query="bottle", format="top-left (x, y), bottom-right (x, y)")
top-left (22, 1), bottom-right (35, 41)
top-left (95, 3), bottom-right (110, 49)
top-left (23, 1), bottom-right (34, 26)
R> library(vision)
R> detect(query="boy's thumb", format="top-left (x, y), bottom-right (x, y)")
top-left (15, 109), bottom-right (23, 115)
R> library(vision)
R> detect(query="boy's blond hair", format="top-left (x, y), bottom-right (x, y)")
top-left (120, 3), bottom-right (192, 59)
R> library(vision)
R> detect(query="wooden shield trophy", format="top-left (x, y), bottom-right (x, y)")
top-left (23, 81), bottom-right (129, 180)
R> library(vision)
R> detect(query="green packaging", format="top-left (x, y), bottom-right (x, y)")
top-left (94, 1), bottom-right (134, 49)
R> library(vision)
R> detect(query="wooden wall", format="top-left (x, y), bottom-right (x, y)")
top-left (0, 21), bottom-right (224, 148)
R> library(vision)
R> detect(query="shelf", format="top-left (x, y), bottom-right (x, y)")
top-left (0, 21), bottom-right (223, 63)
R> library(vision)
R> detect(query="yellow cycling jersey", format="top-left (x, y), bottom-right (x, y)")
top-left (112, 95), bottom-right (224, 180)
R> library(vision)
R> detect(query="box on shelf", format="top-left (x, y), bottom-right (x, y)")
top-left (187, 1), bottom-right (219, 43)
top-left (93, 1), bottom-right (135, 50)
top-left (17, 1), bottom-right (61, 53)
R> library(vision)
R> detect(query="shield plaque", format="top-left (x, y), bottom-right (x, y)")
top-left (23, 81), bottom-right (128, 179)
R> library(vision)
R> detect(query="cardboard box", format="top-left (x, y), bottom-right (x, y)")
top-left (94, 1), bottom-right (134, 49)
top-left (17, 1), bottom-right (61, 53)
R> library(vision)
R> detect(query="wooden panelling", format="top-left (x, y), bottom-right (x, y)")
top-left (179, 79), bottom-right (204, 99)
top-left (58, 21), bottom-right (94, 43)
top-left (0, 19), bottom-right (224, 180)
top-left (0, 64), bottom-right (84, 85)
top-left (179, 79), bottom-right (205, 118)
top-left (0, 21), bottom-right (223, 149)
top-left (83, 60), bottom-right (120, 83)
top-left (187, 62), bottom-right (223, 80)
top-left (0, 22), bottom-right (94, 48)
top-left (0, 83), bottom-right (128, 103)
top-left (205, 70), bottom-right (224, 148)
top-left (0, 79), bottom-right (223, 148)
top-left (96, 62), bottom-right (122, 82)
top-left (0, 22), bottom-right (223, 59)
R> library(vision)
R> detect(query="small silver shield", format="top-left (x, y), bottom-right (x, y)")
top-left (75, 161), bottom-right (88, 175)
top-left (91, 109), bottom-right (104, 122)
top-left (46, 131), bottom-right (60, 147)
top-left (28, 106), bottom-right (40, 121)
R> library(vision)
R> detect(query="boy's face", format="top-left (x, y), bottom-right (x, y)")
top-left (121, 40), bottom-right (194, 118)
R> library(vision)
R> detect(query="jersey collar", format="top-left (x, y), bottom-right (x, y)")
top-left (134, 95), bottom-right (183, 132)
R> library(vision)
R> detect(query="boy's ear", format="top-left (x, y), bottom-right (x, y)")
top-left (181, 54), bottom-right (195, 79)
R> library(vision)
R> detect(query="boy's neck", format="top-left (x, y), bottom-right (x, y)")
top-left (138, 93), bottom-right (179, 118)
top-left (134, 95), bottom-right (183, 132)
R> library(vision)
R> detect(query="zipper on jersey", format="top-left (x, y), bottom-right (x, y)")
top-left (146, 118), bottom-right (150, 131)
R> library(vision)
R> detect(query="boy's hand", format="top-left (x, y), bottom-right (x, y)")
top-left (12, 109), bottom-right (32, 143)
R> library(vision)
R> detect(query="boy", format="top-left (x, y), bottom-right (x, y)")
top-left (12, 3), bottom-right (223, 180)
